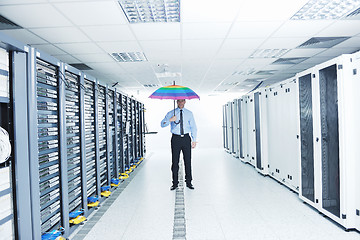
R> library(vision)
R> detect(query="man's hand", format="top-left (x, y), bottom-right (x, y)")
top-left (191, 142), bottom-right (197, 149)
top-left (170, 116), bottom-right (177, 122)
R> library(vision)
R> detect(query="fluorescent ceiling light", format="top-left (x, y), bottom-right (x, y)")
top-left (155, 72), bottom-right (181, 78)
top-left (291, 0), bottom-right (360, 20)
top-left (250, 49), bottom-right (289, 58)
top-left (233, 68), bottom-right (257, 75)
top-left (110, 52), bottom-right (147, 62)
top-left (118, 0), bottom-right (180, 23)
top-left (221, 82), bottom-right (238, 86)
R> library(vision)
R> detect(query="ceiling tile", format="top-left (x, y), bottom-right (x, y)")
top-left (182, 23), bottom-right (231, 39)
top-left (313, 47), bottom-right (360, 58)
top-left (271, 20), bottom-right (334, 38)
top-left (81, 25), bottom-right (135, 42)
top-left (72, 53), bottom-right (114, 63)
top-left (181, 0), bottom-right (241, 22)
top-left (53, 54), bottom-right (81, 64)
top-left (131, 23), bottom-right (180, 40)
top-left (260, 37), bottom-right (309, 49)
top-left (0, 29), bottom-right (47, 44)
top-left (53, 1), bottom-right (127, 26)
top-left (317, 20), bottom-right (360, 37)
top-left (182, 39), bottom-right (222, 53)
top-left (0, 0), bottom-right (47, 4)
top-left (236, 0), bottom-right (309, 21)
top-left (145, 52), bottom-right (182, 62)
top-left (140, 40), bottom-right (181, 52)
top-left (0, 4), bottom-right (72, 28)
top-left (97, 41), bottom-right (141, 53)
top-left (228, 21), bottom-right (283, 39)
top-left (282, 48), bottom-right (326, 58)
top-left (55, 42), bottom-right (103, 54)
top-left (223, 39), bottom-right (264, 51)
top-left (32, 44), bottom-right (67, 55)
top-left (216, 49), bottom-right (253, 59)
top-left (333, 36), bottom-right (360, 48)
top-left (30, 27), bottom-right (90, 43)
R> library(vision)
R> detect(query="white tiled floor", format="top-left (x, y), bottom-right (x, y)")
top-left (76, 148), bottom-right (360, 240)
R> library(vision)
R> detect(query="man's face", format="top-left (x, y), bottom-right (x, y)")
top-left (177, 99), bottom-right (186, 109)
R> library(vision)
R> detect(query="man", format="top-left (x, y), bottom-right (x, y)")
top-left (161, 99), bottom-right (197, 190)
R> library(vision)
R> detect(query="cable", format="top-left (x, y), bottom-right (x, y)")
top-left (0, 127), bottom-right (11, 164)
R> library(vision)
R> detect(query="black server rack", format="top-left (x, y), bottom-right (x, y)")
top-left (122, 95), bottom-right (129, 171)
top-left (84, 78), bottom-right (97, 200)
top-left (97, 85), bottom-right (108, 189)
top-left (36, 58), bottom-right (62, 235)
top-left (116, 92), bottom-right (124, 174)
top-left (64, 71), bottom-right (82, 215)
top-left (107, 89), bottom-right (116, 181)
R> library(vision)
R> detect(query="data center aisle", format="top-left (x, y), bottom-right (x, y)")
top-left (73, 148), bottom-right (360, 240)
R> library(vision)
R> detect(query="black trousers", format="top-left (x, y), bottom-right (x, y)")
top-left (171, 134), bottom-right (192, 186)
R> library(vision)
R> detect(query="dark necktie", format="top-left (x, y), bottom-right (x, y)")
top-left (180, 109), bottom-right (184, 135)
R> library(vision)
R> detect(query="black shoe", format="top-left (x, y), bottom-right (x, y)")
top-left (186, 183), bottom-right (194, 190)
top-left (170, 185), bottom-right (178, 191)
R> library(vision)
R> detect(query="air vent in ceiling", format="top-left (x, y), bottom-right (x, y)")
top-left (297, 37), bottom-right (350, 48)
top-left (221, 82), bottom-right (238, 86)
top-left (291, 0), bottom-right (360, 20)
top-left (233, 68), bottom-right (257, 75)
top-left (244, 78), bottom-right (263, 82)
top-left (110, 52), bottom-right (147, 62)
top-left (250, 49), bottom-right (289, 58)
top-left (118, 0), bottom-right (180, 23)
top-left (256, 70), bottom-right (276, 75)
top-left (0, 15), bottom-right (22, 30)
top-left (69, 63), bottom-right (93, 70)
top-left (143, 84), bottom-right (159, 88)
top-left (272, 57), bottom-right (308, 65)
top-left (346, 7), bottom-right (360, 19)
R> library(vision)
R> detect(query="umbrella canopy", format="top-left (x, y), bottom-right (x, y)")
top-left (149, 84), bottom-right (200, 100)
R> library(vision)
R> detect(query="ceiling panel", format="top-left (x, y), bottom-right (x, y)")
top-left (181, 0), bottom-right (241, 23)
top-left (81, 25), bottom-right (135, 42)
top-left (55, 42), bottom-right (104, 54)
top-left (71, 53), bottom-right (114, 63)
top-left (97, 41), bottom-right (142, 53)
top-left (260, 37), bottom-right (309, 49)
top-left (53, 1), bottom-right (127, 26)
top-left (236, 0), bottom-right (309, 21)
top-left (131, 23), bottom-right (180, 40)
top-left (331, 36), bottom-right (360, 49)
top-left (32, 43), bottom-right (67, 55)
top-left (182, 22), bottom-right (231, 39)
top-left (228, 21), bottom-right (283, 39)
top-left (216, 49), bottom-right (252, 59)
top-left (313, 47), bottom-right (360, 58)
top-left (140, 40), bottom-right (181, 52)
top-left (317, 20), bottom-right (360, 37)
top-left (282, 48), bottom-right (326, 58)
top-left (182, 39), bottom-right (223, 52)
top-left (0, 4), bottom-right (72, 28)
top-left (0, 29), bottom-right (47, 44)
top-left (221, 38), bottom-right (264, 51)
top-left (0, 0), bottom-right (47, 4)
top-left (145, 52), bottom-right (182, 63)
top-left (271, 20), bottom-right (334, 38)
top-left (30, 27), bottom-right (90, 43)
top-left (52, 54), bottom-right (81, 63)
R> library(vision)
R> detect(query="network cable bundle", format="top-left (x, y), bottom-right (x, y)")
top-left (0, 126), bottom-right (11, 164)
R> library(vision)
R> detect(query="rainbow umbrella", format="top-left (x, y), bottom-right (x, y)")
top-left (149, 84), bottom-right (200, 115)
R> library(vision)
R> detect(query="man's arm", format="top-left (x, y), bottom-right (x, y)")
top-left (161, 111), bottom-right (176, 128)
top-left (189, 112), bottom-right (197, 148)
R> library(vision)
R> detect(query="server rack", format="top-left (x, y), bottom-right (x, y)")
top-left (32, 55), bottom-right (63, 236)
top-left (0, 47), bottom-right (14, 240)
top-left (304, 54), bottom-right (360, 230)
top-left (107, 88), bottom-right (116, 182)
top-left (116, 92), bottom-right (124, 175)
top-left (83, 77), bottom-right (98, 201)
top-left (98, 85), bottom-right (109, 189)
top-left (232, 100), bottom-right (239, 156)
top-left (222, 105), bottom-right (228, 150)
top-left (245, 95), bottom-right (256, 166)
top-left (140, 103), bottom-right (146, 157)
top-left (64, 68), bottom-right (83, 219)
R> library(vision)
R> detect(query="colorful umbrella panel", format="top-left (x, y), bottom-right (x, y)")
top-left (149, 85), bottom-right (200, 100)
